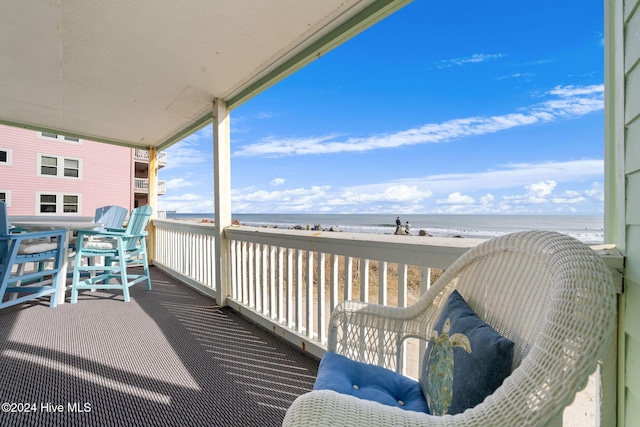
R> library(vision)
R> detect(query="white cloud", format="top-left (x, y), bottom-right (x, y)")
top-left (231, 185), bottom-right (331, 213)
top-left (436, 53), bottom-right (505, 68)
top-left (329, 185), bottom-right (432, 206)
top-left (160, 160), bottom-right (604, 215)
top-left (162, 137), bottom-right (211, 169)
top-left (158, 193), bottom-right (214, 213)
top-left (256, 111), bottom-right (274, 119)
top-left (548, 84), bottom-right (603, 97)
top-left (234, 84), bottom-right (604, 157)
top-left (552, 195), bottom-right (586, 204)
top-left (585, 182), bottom-right (604, 202)
top-left (271, 178), bottom-right (286, 186)
top-left (437, 192), bottom-right (475, 205)
top-left (496, 72), bottom-right (535, 81)
top-left (162, 193), bottom-right (203, 201)
top-left (526, 180), bottom-right (557, 198)
top-left (346, 160), bottom-right (602, 196)
top-left (165, 178), bottom-right (195, 190)
top-left (480, 193), bottom-right (495, 205)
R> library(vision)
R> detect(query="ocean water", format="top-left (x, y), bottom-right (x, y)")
top-left (169, 213), bottom-right (605, 245)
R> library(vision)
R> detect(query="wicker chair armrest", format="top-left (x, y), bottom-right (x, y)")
top-left (283, 390), bottom-right (444, 427)
top-left (328, 299), bottom-right (436, 368)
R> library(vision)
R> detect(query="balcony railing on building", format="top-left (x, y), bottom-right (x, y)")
top-left (134, 178), bottom-right (166, 195)
top-left (134, 149), bottom-right (167, 166)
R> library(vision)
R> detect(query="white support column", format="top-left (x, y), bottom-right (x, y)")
top-left (213, 99), bottom-right (232, 306)
top-left (604, 1), bottom-right (624, 425)
top-left (147, 147), bottom-right (159, 262)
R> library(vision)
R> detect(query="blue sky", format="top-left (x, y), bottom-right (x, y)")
top-left (159, 0), bottom-right (605, 215)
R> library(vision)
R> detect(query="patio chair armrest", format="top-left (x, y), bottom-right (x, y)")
top-left (75, 229), bottom-right (108, 238)
top-left (105, 228), bottom-right (126, 233)
top-left (328, 300), bottom-right (432, 368)
top-left (4, 229), bottom-right (66, 243)
top-left (76, 229), bottom-right (147, 238)
top-left (283, 390), bottom-right (442, 426)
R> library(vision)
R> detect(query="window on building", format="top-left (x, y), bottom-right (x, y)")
top-left (38, 193), bottom-right (79, 214)
top-left (0, 192), bottom-right (6, 203)
top-left (0, 148), bottom-right (11, 165)
top-left (41, 156), bottom-right (58, 176)
top-left (63, 195), bottom-right (79, 213)
top-left (38, 155), bottom-right (81, 179)
top-left (64, 159), bottom-right (79, 177)
top-left (39, 194), bottom-right (57, 213)
top-left (38, 132), bottom-right (81, 143)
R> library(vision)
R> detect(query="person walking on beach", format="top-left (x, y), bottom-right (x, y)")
top-left (405, 221), bottom-right (411, 235)
top-left (396, 217), bottom-right (401, 226)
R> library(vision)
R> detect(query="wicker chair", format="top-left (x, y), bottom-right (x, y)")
top-left (283, 230), bottom-right (617, 427)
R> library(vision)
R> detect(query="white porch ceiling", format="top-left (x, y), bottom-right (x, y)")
top-left (0, 0), bottom-right (410, 151)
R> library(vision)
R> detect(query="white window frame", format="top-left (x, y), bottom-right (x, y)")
top-left (0, 148), bottom-right (11, 166)
top-left (0, 190), bottom-right (10, 206)
top-left (35, 192), bottom-right (82, 215)
top-left (37, 154), bottom-right (82, 179)
top-left (37, 131), bottom-right (82, 144)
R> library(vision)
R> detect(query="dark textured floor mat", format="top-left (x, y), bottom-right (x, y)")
top-left (0, 267), bottom-right (319, 426)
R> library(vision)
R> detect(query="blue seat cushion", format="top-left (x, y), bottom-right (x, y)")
top-left (313, 352), bottom-right (430, 413)
top-left (420, 290), bottom-right (514, 415)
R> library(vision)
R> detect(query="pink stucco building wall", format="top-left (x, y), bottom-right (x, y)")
top-left (0, 124), bottom-right (133, 217)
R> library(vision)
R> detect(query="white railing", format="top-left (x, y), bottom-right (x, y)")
top-left (134, 178), bottom-right (167, 194)
top-left (134, 149), bottom-right (168, 165)
top-left (151, 221), bottom-right (484, 361)
top-left (149, 220), bottom-right (623, 425)
top-left (151, 222), bottom-right (624, 356)
top-left (153, 219), bottom-right (218, 298)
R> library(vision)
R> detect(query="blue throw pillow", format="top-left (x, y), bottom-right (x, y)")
top-left (420, 290), bottom-right (514, 415)
top-left (314, 352), bottom-right (430, 413)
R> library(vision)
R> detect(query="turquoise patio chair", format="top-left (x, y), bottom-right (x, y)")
top-left (94, 205), bottom-right (128, 232)
top-left (0, 201), bottom-right (66, 309)
top-left (70, 205), bottom-right (128, 248)
top-left (71, 206), bottom-right (152, 303)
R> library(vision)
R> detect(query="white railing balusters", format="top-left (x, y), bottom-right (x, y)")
top-left (152, 223), bottom-right (493, 359)
top-left (305, 250), bottom-right (314, 339)
top-left (265, 245), bottom-right (278, 320)
top-left (378, 260), bottom-right (387, 305)
top-left (248, 243), bottom-right (255, 309)
top-left (296, 249), bottom-right (303, 334)
top-left (360, 258), bottom-right (369, 303)
top-left (287, 248), bottom-right (294, 328)
top-left (398, 263), bottom-right (408, 372)
top-left (330, 254), bottom-right (339, 313)
top-left (256, 245), bottom-right (264, 316)
top-left (398, 263), bottom-right (408, 307)
top-left (344, 256), bottom-right (353, 301)
top-left (230, 241), bottom-right (237, 300)
top-left (317, 251), bottom-right (326, 345)
top-left (241, 241), bottom-right (248, 305)
top-left (278, 246), bottom-right (285, 323)
top-left (253, 244), bottom-right (259, 312)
